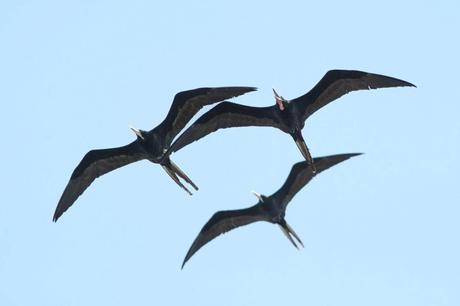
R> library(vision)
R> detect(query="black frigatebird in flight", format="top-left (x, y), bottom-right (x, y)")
top-left (168, 70), bottom-right (414, 171)
top-left (53, 86), bottom-right (256, 221)
top-left (181, 152), bottom-right (362, 268)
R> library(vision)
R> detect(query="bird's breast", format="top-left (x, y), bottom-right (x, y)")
top-left (263, 202), bottom-right (283, 221)
top-left (141, 138), bottom-right (164, 160)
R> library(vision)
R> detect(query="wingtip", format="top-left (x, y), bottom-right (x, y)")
top-left (404, 80), bottom-right (417, 88)
top-left (52, 204), bottom-right (66, 222)
top-left (181, 258), bottom-right (189, 270)
top-left (240, 86), bottom-right (258, 93)
top-left (309, 152), bottom-right (364, 170)
top-left (389, 76), bottom-right (416, 89)
top-left (339, 152), bottom-right (364, 161)
top-left (239, 86), bottom-right (258, 94)
top-left (52, 212), bottom-right (60, 222)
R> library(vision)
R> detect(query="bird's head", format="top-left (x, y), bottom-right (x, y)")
top-left (251, 191), bottom-right (268, 203)
top-left (130, 126), bottom-right (147, 141)
top-left (273, 88), bottom-right (288, 111)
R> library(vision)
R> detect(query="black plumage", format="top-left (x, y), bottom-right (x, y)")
top-left (182, 153), bottom-right (362, 268)
top-left (168, 70), bottom-right (414, 170)
top-left (53, 86), bottom-right (256, 221)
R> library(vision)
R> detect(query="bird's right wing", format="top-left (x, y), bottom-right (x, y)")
top-left (182, 204), bottom-right (267, 268)
top-left (271, 153), bottom-right (362, 210)
top-left (53, 141), bottom-right (147, 221)
top-left (169, 101), bottom-right (281, 154)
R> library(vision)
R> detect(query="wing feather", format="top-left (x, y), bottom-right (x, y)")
top-left (271, 153), bottom-right (362, 210)
top-left (159, 87), bottom-right (257, 146)
top-left (182, 204), bottom-right (266, 268)
top-left (169, 101), bottom-right (280, 153)
top-left (291, 70), bottom-right (415, 120)
top-left (53, 141), bottom-right (146, 221)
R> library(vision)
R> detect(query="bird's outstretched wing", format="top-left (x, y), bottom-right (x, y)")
top-left (291, 70), bottom-right (415, 121)
top-left (53, 141), bottom-right (146, 221)
top-left (169, 101), bottom-right (281, 154)
top-left (158, 87), bottom-right (257, 147)
top-left (270, 153), bottom-right (362, 210)
top-left (182, 204), bottom-right (267, 268)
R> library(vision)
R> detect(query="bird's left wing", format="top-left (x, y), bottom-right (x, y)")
top-left (53, 141), bottom-right (146, 221)
top-left (159, 86), bottom-right (257, 146)
top-left (270, 153), bottom-right (362, 210)
top-left (182, 204), bottom-right (267, 268)
top-left (291, 70), bottom-right (415, 121)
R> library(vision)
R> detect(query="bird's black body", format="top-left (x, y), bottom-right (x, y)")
top-left (168, 70), bottom-right (415, 168)
top-left (181, 153), bottom-right (362, 268)
top-left (53, 86), bottom-right (256, 222)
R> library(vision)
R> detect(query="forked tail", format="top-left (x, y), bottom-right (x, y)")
top-left (161, 158), bottom-right (199, 195)
top-left (278, 219), bottom-right (304, 249)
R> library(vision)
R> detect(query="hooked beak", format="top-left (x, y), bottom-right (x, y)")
top-left (292, 131), bottom-right (316, 173)
top-left (130, 126), bottom-right (144, 140)
top-left (251, 190), bottom-right (264, 202)
top-left (272, 88), bottom-right (285, 111)
top-left (278, 221), bottom-right (304, 249)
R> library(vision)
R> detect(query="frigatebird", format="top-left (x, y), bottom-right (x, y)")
top-left (53, 86), bottom-right (256, 222)
top-left (181, 152), bottom-right (361, 268)
top-left (168, 70), bottom-right (414, 171)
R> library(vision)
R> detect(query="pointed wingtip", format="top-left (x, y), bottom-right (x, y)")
top-left (181, 256), bottom-right (189, 270)
top-left (325, 152), bottom-right (364, 160)
top-left (395, 77), bottom-right (417, 89)
top-left (307, 153), bottom-right (364, 175)
top-left (52, 211), bottom-right (60, 222)
top-left (236, 86), bottom-right (257, 94)
top-left (404, 80), bottom-right (417, 88)
top-left (330, 152), bottom-right (364, 163)
top-left (239, 86), bottom-right (257, 96)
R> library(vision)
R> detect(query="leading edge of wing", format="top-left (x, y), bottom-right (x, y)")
top-left (291, 69), bottom-right (415, 120)
top-left (182, 204), bottom-right (265, 268)
top-left (53, 141), bottom-right (145, 222)
top-left (169, 101), bottom-right (279, 154)
top-left (270, 153), bottom-right (363, 210)
top-left (160, 86), bottom-right (257, 146)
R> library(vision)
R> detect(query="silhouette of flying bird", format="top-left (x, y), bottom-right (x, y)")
top-left (168, 70), bottom-right (414, 171)
top-left (53, 86), bottom-right (256, 222)
top-left (181, 153), bottom-right (362, 268)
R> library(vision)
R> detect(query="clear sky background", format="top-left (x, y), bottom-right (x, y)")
top-left (1, 1), bottom-right (459, 305)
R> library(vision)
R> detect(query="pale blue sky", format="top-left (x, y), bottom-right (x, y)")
top-left (1, 1), bottom-right (459, 305)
